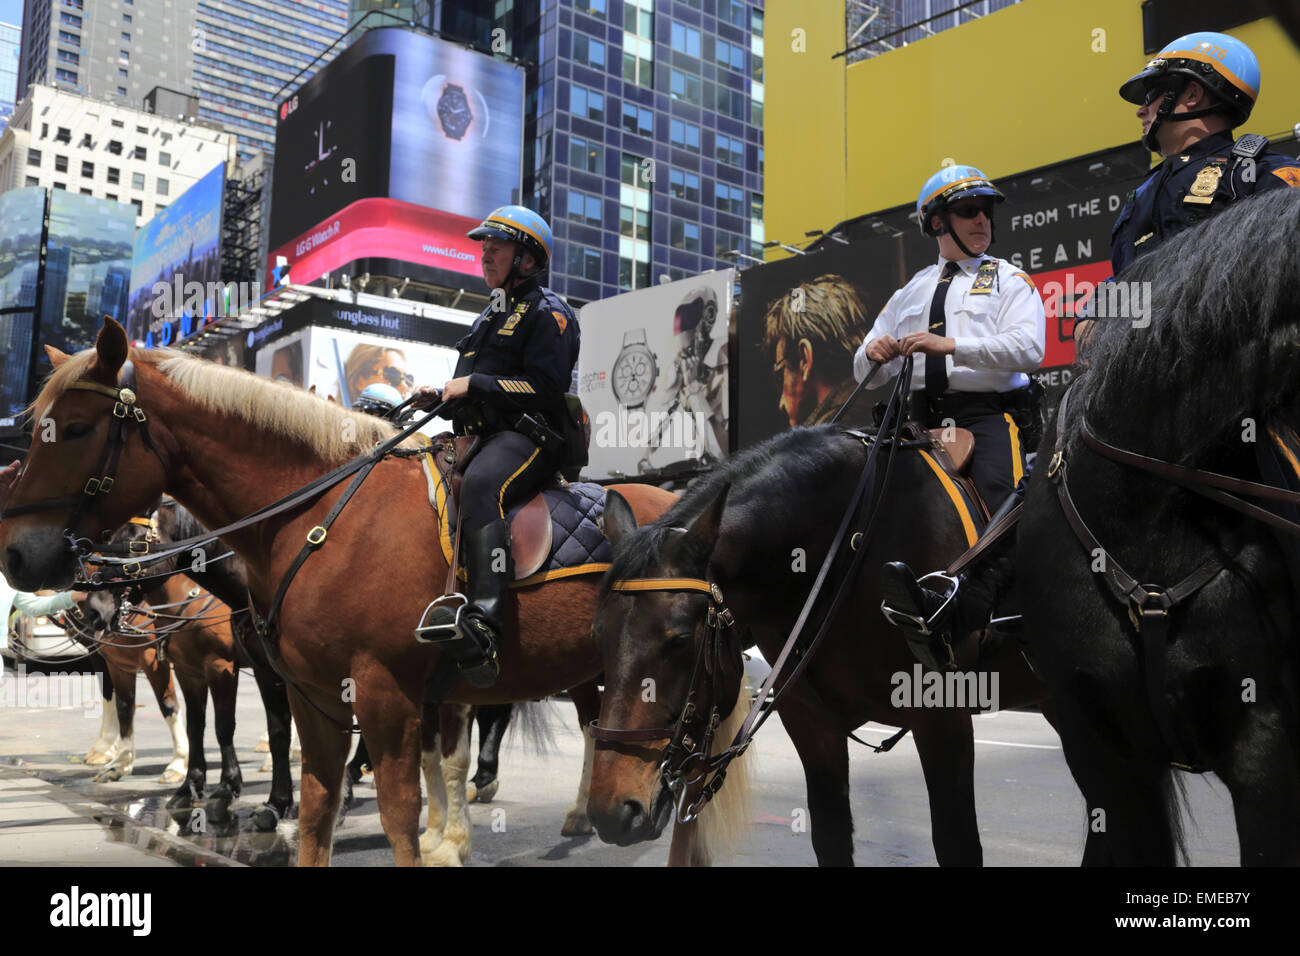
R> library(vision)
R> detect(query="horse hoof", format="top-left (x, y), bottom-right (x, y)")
top-left (561, 810), bottom-right (594, 837)
top-left (159, 769), bottom-right (185, 785)
top-left (251, 803), bottom-right (287, 832)
top-left (93, 767), bottom-right (124, 784)
top-left (208, 784), bottom-right (239, 808)
top-left (84, 751), bottom-right (113, 767)
top-left (423, 840), bottom-right (466, 868)
top-left (473, 779), bottom-right (499, 804)
top-left (166, 785), bottom-right (199, 810)
top-left (259, 756), bottom-right (273, 773)
top-left (465, 781), bottom-right (477, 802)
top-left (253, 735), bottom-right (270, 754)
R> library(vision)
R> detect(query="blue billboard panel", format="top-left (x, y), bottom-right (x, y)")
top-left (126, 162), bottom-right (225, 344)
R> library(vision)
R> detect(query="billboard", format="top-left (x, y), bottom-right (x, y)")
top-left (40, 191), bottom-right (136, 357)
top-left (126, 162), bottom-right (226, 345)
top-left (268, 27), bottom-right (525, 288)
top-left (578, 271), bottom-right (733, 479)
top-left (0, 187), bottom-right (45, 426)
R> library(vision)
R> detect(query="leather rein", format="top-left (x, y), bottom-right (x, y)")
top-left (1047, 384), bottom-right (1300, 771)
top-left (588, 358), bottom-right (917, 822)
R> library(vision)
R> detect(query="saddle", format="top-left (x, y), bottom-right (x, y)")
top-left (435, 436), bottom-right (553, 580)
top-left (901, 422), bottom-right (991, 524)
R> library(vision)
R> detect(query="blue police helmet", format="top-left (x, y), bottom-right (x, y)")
top-left (1118, 32), bottom-right (1260, 126)
top-left (916, 165), bottom-right (1005, 237)
top-left (467, 205), bottom-right (553, 269)
top-left (354, 382), bottom-right (403, 418)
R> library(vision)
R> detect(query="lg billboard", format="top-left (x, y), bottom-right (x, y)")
top-left (268, 27), bottom-right (526, 290)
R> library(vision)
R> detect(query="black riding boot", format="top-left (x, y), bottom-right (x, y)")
top-left (880, 486), bottom-right (1023, 671)
top-left (415, 519), bottom-right (509, 688)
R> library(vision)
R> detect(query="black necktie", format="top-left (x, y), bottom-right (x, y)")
top-left (925, 261), bottom-right (961, 399)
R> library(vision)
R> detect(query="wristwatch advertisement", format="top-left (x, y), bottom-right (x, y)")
top-left (422, 75), bottom-right (490, 142)
top-left (611, 329), bottom-right (658, 408)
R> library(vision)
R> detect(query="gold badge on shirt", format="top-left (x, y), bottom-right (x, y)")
top-left (969, 260), bottom-right (998, 295)
top-left (498, 301), bottom-right (529, 336)
top-left (1184, 161), bottom-right (1224, 206)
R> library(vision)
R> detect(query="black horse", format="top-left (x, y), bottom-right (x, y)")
top-left (587, 423), bottom-right (1049, 865)
top-left (1020, 187), bottom-right (1300, 865)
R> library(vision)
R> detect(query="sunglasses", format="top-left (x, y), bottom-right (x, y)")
top-left (382, 365), bottom-right (414, 389)
top-left (949, 202), bottom-right (993, 220)
top-left (1141, 81), bottom-right (1180, 107)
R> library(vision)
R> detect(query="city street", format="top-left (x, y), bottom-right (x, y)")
top-left (0, 660), bottom-right (1242, 867)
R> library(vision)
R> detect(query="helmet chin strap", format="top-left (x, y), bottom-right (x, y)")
top-left (938, 209), bottom-right (993, 259)
top-left (1142, 83), bottom-right (1224, 152)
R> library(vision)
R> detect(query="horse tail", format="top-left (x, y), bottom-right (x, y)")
top-left (506, 700), bottom-right (557, 755)
top-left (1164, 769), bottom-right (1190, 866)
top-left (697, 678), bottom-right (755, 862)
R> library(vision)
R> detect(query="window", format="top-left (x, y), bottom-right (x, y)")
top-left (715, 39), bottom-right (744, 72)
top-left (669, 119), bottom-right (700, 151)
top-left (623, 0), bottom-right (653, 39)
top-left (133, 145), bottom-right (146, 160)
top-left (55, 155), bottom-right (68, 173)
top-left (568, 136), bottom-right (601, 174)
top-left (573, 34), bottom-right (605, 70)
top-left (130, 199), bottom-right (143, 216)
top-left (716, 182), bottom-right (745, 215)
top-left (56, 48), bottom-right (80, 65)
top-left (106, 193), bottom-right (118, 201)
top-left (117, 87), bottom-right (127, 96)
top-left (132, 172), bottom-right (145, 190)
top-left (716, 133), bottom-right (744, 167)
top-left (620, 153), bottom-right (650, 187)
top-left (58, 30), bottom-right (79, 45)
top-left (157, 178), bottom-right (169, 196)
top-left (621, 102), bottom-right (653, 137)
top-left (63, 0), bottom-right (84, 7)
top-left (752, 7), bottom-right (764, 37)
top-left (668, 169), bottom-right (701, 203)
top-left (619, 204), bottom-right (650, 241)
top-left (722, 0), bottom-right (746, 29)
top-left (123, 13), bottom-right (132, 23)
top-left (55, 127), bottom-right (71, 144)
top-left (713, 86), bottom-right (746, 121)
top-left (40, 123), bottom-right (48, 138)
top-left (111, 119), bottom-right (124, 128)
top-left (567, 190), bottom-right (602, 228)
top-left (25, 176), bottom-right (39, 186)
top-left (618, 252), bottom-right (650, 291)
top-left (670, 69), bottom-right (701, 104)
top-left (107, 167), bottom-right (120, 184)
top-left (53, 182), bottom-right (66, 191)
top-left (122, 31), bottom-right (131, 42)
top-left (80, 133), bottom-right (91, 147)
top-left (120, 50), bottom-right (129, 62)
top-left (566, 246), bottom-right (602, 281)
top-left (570, 85), bottom-right (603, 121)
top-left (108, 140), bottom-right (123, 155)
top-left (26, 148), bottom-right (40, 166)
top-left (81, 161), bottom-right (93, 177)
top-left (118, 68), bottom-right (128, 79)
top-left (80, 188), bottom-right (93, 195)
top-left (60, 12), bottom-right (81, 27)
top-left (622, 34), bottom-right (653, 86)
top-left (670, 23), bottom-right (701, 57)
top-left (55, 68), bottom-right (78, 83)
top-left (136, 125), bottom-right (147, 134)
top-left (715, 228), bottom-right (744, 258)
top-left (575, 0), bottom-right (606, 17)
top-left (670, 220), bottom-right (700, 252)
top-left (159, 151), bottom-right (171, 167)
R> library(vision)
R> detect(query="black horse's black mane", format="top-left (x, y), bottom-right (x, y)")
top-left (159, 496), bottom-right (206, 542)
top-left (1069, 187), bottom-right (1300, 460)
top-left (605, 424), bottom-right (852, 586)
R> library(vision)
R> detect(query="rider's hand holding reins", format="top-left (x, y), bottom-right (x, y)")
top-left (864, 335), bottom-right (902, 362)
top-left (409, 384), bottom-right (444, 409)
top-left (898, 332), bottom-right (956, 357)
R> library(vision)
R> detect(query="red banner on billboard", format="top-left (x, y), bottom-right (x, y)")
top-left (266, 197), bottom-right (483, 289)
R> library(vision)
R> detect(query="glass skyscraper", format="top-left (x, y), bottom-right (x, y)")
top-left (0, 21), bottom-right (19, 130)
top-left (434, 0), bottom-right (765, 305)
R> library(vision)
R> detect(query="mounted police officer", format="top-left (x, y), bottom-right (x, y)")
top-left (1077, 30), bottom-right (1300, 347)
top-left (881, 33), bottom-right (1300, 671)
top-left (853, 164), bottom-right (1045, 510)
top-left (409, 205), bottom-right (579, 688)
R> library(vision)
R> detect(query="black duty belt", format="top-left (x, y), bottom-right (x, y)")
top-left (907, 390), bottom-right (1007, 424)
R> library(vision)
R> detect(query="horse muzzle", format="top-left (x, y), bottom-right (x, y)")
top-left (2, 526), bottom-right (79, 592)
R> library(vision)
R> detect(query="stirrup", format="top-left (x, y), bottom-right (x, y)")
top-left (414, 593), bottom-right (468, 645)
top-left (880, 571), bottom-right (960, 636)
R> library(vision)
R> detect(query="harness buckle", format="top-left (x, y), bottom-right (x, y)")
top-left (84, 477), bottom-right (101, 496)
top-left (113, 402), bottom-right (128, 419)
top-left (682, 701), bottom-right (696, 723)
top-left (681, 734), bottom-right (696, 753)
top-left (306, 525), bottom-right (328, 547)
top-left (99, 476), bottom-right (114, 494)
top-left (1046, 450), bottom-right (1064, 479)
top-left (717, 607), bottom-right (735, 628)
top-left (123, 561), bottom-right (143, 578)
top-left (133, 407), bottom-right (147, 423)
top-left (709, 583), bottom-right (724, 604)
top-left (128, 540), bottom-right (149, 554)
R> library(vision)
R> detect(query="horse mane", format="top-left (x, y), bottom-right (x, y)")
top-left (605, 425), bottom-right (851, 585)
top-left (1068, 187), bottom-right (1300, 462)
top-left (159, 496), bottom-right (206, 541)
top-left (34, 346), bottom-right (406, 465)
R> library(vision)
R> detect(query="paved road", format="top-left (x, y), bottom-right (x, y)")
top-left (0, 658), bottom-right (1243, 866)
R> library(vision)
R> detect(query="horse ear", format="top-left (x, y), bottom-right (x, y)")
top-left (45, 345), bottom-right (70, 368)
top-left (92, 316), bottom-right (128, 382)
top-left (603, 489), bottom-right (639, 546)
top-left (678, 483), bottom-right (729, 561)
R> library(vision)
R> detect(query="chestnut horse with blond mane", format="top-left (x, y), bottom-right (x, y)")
top-left (0, 318), bottom-right (691, 866)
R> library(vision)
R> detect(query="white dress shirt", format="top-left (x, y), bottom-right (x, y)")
top-left (852, 254), bottom-right (1046, 393)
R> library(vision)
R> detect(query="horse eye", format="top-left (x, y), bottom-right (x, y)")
top-left (63, 422), bottom-right (94, 439)
top-left (664, 632), bottom-right (690, 650)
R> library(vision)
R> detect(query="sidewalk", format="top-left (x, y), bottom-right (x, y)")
top-left (0, 764), bottom-right (182, 866)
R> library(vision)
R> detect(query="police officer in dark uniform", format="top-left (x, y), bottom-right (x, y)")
top-left (881, 31), bottom-right (1299, 670)
top-left (411, 205), bottom-right (579, 688)
top-left (1077, 30), bottom-right (1300, 347)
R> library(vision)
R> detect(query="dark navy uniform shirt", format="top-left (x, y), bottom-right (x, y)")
top-left (450, 275), bottom-right (580, 436)
top-left (1111, 130), bottom-right (1300, 275)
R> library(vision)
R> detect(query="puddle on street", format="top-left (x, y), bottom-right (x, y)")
top-left (99, 794), bottom-right (298, 867)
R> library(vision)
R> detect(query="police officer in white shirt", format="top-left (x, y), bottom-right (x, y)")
top-left (859, 164), bottom-right (1045, 671)
top-left (854, 163), bottom-right (1044, 508)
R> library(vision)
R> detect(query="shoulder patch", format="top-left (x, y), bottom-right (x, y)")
top-left (552, 310), bottom-right (568, 334)
top-left (1271, 166), bottom-right (1300, 188)
top-left (1013, 272), bottom-right (1036, 290)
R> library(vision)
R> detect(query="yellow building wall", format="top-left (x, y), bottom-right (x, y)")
top-left (766, 0), bottom-right (1300, 255)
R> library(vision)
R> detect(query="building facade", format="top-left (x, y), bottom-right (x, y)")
top-left (432, 0), bottom-right (766, 304)
top-left (0, 21), bottom-right (19, 129)
top-left (17, 0), bottom-right (350, 161)
top-left (0, 83), bottom-right (236, 224)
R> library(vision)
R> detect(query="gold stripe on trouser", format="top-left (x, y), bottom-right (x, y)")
top-left (1003, 413), bottom-right (1024, 488)
top-left (917, 449), bottom-right (978, 548)
top-left (498, 447), bottom-right (541, 519)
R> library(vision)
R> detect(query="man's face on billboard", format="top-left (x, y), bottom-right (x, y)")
top-left (773, 336), bottom-right (809, 428)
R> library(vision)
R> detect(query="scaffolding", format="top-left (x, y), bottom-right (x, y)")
top-left (221, 168), bottom-right (263, 290)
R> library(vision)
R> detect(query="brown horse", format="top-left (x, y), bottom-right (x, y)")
top-left (0, 319), bottom-right (675, 865)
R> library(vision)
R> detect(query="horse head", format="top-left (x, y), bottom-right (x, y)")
top-left (587, 485), bottom-right (747, 846)
top-left (0, 319), bottom-right (170, 591)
